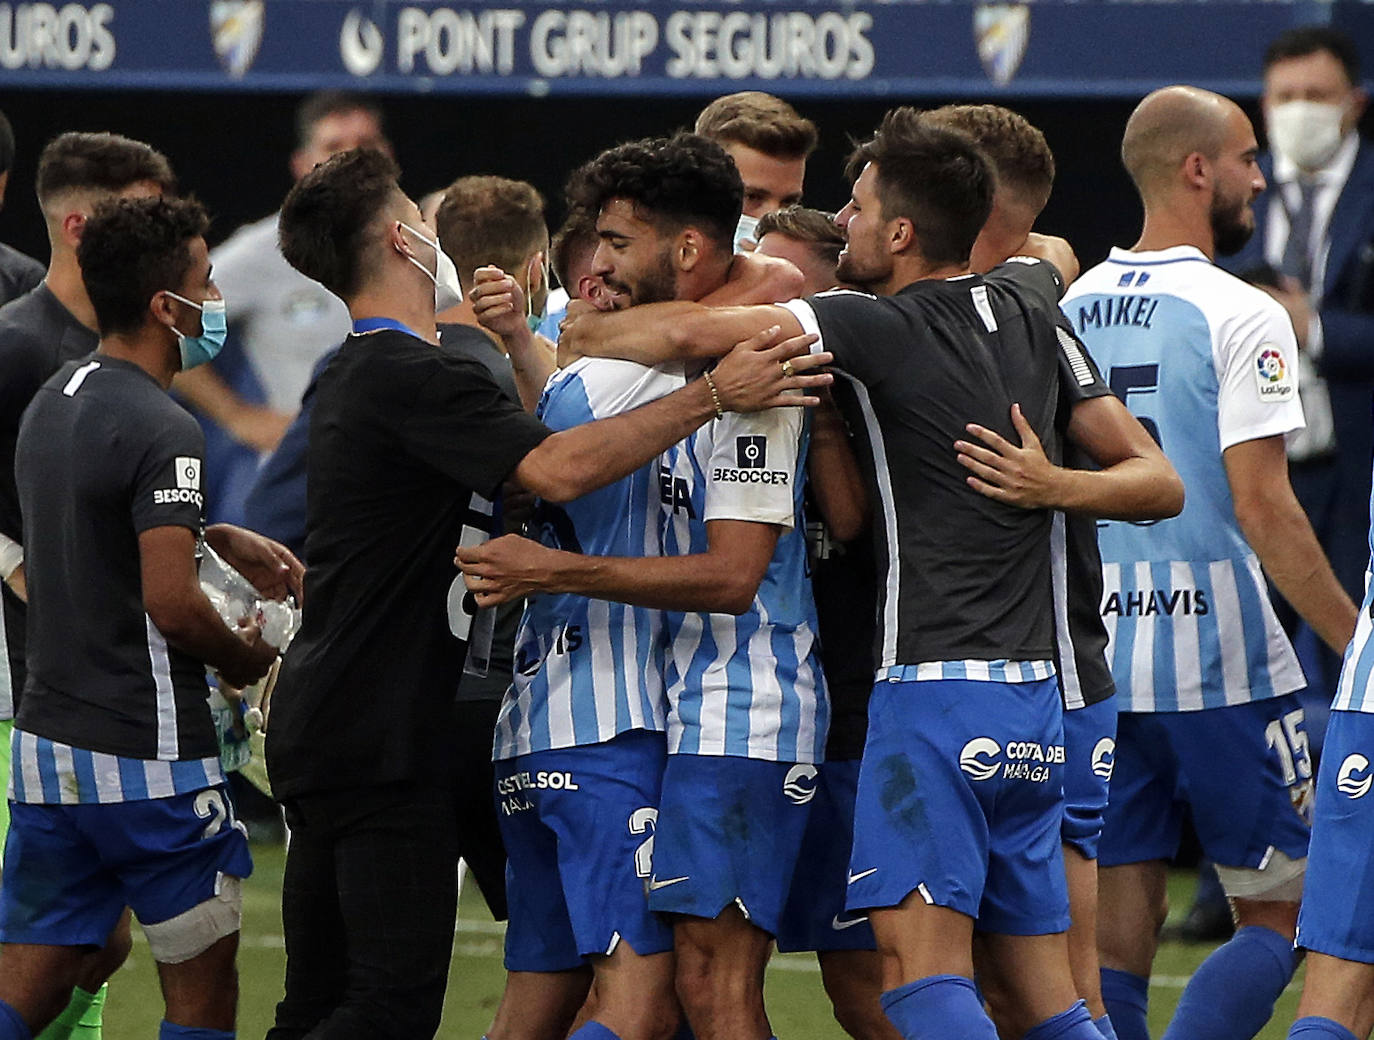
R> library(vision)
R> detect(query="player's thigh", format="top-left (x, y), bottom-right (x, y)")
top-left (1172, 697), bottom-right (1311, 901)
top-left (1097, 711), bottom-right (1187, 870)
top-left (1061, 696), bottom-right (1117, 862)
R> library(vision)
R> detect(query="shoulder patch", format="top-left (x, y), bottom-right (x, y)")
top-left (1253, 345), bottom-right (1295, 404)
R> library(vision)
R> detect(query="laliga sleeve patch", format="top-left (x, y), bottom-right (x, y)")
top-left (1253, 345), bottom-right (1295, 404)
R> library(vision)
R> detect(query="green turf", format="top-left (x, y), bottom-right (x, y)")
top-left (101, 845), bottom-right (1301, 1038)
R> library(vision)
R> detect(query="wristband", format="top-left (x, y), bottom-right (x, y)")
top-left (702, 369), bottom-right (725, 419)
top-left (0, 533), bottom-right (21, 582)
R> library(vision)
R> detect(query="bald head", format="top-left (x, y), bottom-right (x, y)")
top-left (1122, 86), bottom-right (1242, 195)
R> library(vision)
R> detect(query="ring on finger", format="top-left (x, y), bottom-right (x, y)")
top-left (780, 359), bottom-right (796, 379)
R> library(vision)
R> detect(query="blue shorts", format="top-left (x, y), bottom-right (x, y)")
top-left (847, 676), bottom-right (1070, 936)
top-left (649, 754), bottom-right (813, 935)
top-left (1099, 695), bottom-right (1312, 871)
top-left (1297, 709), bottom-right (1374, 961)
top-left (496, 729), bottom-right (673, 972)
top-left (0, 784), bottom-right (252, 946)
top-left (775, 759), bottom-right (876, 953)
top-left (1061, 696), bottom-right (1117, 860)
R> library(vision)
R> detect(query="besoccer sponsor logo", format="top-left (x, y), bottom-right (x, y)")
top-left (1254, 345), bottom-right (1294, 402)
top-left (175, 457), bottom-right (202, 490)
top-left (959, 737), bottom-right (1001, 781)
top-left (737, 435), bottom-right (767, 468)
top-left (1337, 753), bottom-right (1373, 800)
top-left (1091, 737), bottom-right (1116, 781)
top-left (713, 436), bottom-right (789, 485)
top-left (783, 764), bottom-right (818, 805)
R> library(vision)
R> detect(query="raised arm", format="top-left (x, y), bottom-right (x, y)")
top-left (469, 265), bottom-right (558, 411)
top-left (1225, 435), bottom-right (1357, 655)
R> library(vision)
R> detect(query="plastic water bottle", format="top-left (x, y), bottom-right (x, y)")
top-left (199, 542), bottom-right (299, 651)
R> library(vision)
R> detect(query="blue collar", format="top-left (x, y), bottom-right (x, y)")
top-left (352, 316), bottom-right (418, 337)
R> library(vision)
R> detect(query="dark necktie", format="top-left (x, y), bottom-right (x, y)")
top-left (1280, 178), bottom-right (1320, 291)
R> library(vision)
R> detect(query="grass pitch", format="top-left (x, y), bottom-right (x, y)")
top-left (103, 843), bottom-right (1301, 1038)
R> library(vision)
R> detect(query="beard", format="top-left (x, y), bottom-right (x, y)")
top-left (605, 247), bottom-right (678, 306)
top-left (836, 245), bottom-right (887, 292)
top-left (1210, 190), bottom-right (1255, 257)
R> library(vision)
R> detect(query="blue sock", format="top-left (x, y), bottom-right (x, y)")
top-left (1025, 1001), bottom-right (1104, 1040)
top-left (568, 1025), bottom-right (621, 1040)
top-left (880, 975), bottom-right (998, 1040)
top-left (1095, 1014), bottom-right (1119, 1040)
top-left (1289, 1017), bottom-right (1360, 1040)
top-left (1161, 925), bottom-right (1296, 1040)
top-left (0, 1000), bottom-right (32, 1040)
top-left (1100, 968), bottom-right (1150, 1040)
top-left (157, 1026), bottom-right (234, 1040)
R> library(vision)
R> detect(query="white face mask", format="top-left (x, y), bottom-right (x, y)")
top-left (734, 212), bottom-right (761, 253)
top-left (399, 221), bottom-right (465, 313)
top-left (1268, 99), bottom-right (1347, 171)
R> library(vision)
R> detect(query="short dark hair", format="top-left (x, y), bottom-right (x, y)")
top-left (924, 104), bottom-right (1054, 215)
top-left (845, 108), bottom-right (996, 267)
top-left (0, 110), bottom-right (15, 177)
top-left (435, 175), bottom-right (546, 283)
top-left (566, 133), bottom-right (743, 253)
top-left (1264, 26), bottom-right (1360, 85)
top-left (279, 148), bottom-right (401, 300)
top-left (35, 132), bottom-right (175, 206)
top-left (78, 195), bottom-right (209, 337)
top-left (296, 90), bottom-right (383, 150)
top-left (550, 207), bottom-right (600, 289)
top-left (755, 205), bottom-right (845, 267)
top-left (695, 92), bottom-right (819, 160)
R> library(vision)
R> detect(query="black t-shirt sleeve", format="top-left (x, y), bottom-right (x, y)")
top-left (129, 417), bottom-right (207, 535)
top-left (1053, 316), bottom-right (1112, 432)
top-left (798, 291), bottom-right (910, 387)
top-left (986, 257), bottom-right (1066, 308)
top-left (398, 352), bottom-right (551, 498)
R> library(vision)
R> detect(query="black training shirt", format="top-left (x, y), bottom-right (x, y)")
top-left (266, 327), bottom-right (550, 798)
top-left (784, 259), bottom-right (1067, 668)
top-left (16, 355), bottom-right (215, 759)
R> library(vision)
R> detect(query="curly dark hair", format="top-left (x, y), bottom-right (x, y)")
top-left (566, 133), bottom-right (743, 253)
top-left (846, 107), bottom-right (995, 267)
top-left (36, 132), bottom-right (175, 206)
top-left (78, 195), bottom-right (209, 336)
top-left (279, 147), bottom-right (401, 300)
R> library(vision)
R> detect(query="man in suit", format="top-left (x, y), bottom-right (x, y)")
top-left (1226, 25), bottom-right (1373, 698)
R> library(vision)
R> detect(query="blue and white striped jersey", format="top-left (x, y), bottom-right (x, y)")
top-left (9, 727), bottom-right (224, 804)
top-left (493, 358), bottom-right (686, 759)
top-left (1332, 461), bottom-right (1374, 712)
top-left (1063, 246), bottom-right (1307, 712)
top-left (659, 405), bottom-right (829, 763)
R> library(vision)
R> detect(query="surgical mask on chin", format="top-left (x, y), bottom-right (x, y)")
top-left (1268, 100), bottom-right (1346, 171)
top-left (734, 212), bottom-right (761, 253)
top-left (164, 292), bottom-right (228, 370)
top-left (399, 221), bottom-right (465, 313)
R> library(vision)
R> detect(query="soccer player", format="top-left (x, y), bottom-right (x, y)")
top-left (1063, 86), bottom-right (1358, 1040)
top-left (262, 148), bottom-right (826, 1040)
top-left (474, 108), bottom-right (1122, 1040)
top-left (462, 134), bottom-right (832, 1040)
top-left (0, 194), bottom-right (300, 1040)
top-left (696, 92), bottom-right (818, 249)
top-left (931, 103), bottom-right (1183, 1040)
top-left (0, 130), bottom-right (176, 1040)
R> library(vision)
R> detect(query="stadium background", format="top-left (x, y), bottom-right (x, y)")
top-left (2, 1), bottom-right (1371, 1036)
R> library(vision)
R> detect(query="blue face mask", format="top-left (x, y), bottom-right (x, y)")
top-left (164, 291), bottom-right (228, 370)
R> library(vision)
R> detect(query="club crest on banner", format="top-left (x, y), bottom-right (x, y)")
top-left (973, 4), bottom-right (1030, 86)
top-left (341, 8), bottom-right (385, 77)
top-left (210, 0), bottom-right (264, 78)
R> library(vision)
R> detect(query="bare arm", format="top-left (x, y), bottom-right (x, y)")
top-left (172, 365), bottom-right (292, 453)
top-left (140, 526), bottom-right (278, 688)
top-left (1224, 435), bottom-right (1357, 654)
top-left (559, 301), bottom-right (803, 366)
top-left (955, 398), bottom-right (1184, 520)
top-left (807, 393), bottom-right (869, 541)
top-left (516, 326), bottom-right (829, 503)
top-left (458, 520), bottom-right (779, 615)
top-left (204, 523), bottom-right (306, 603)
top-left (470, 265), bottom-right (557, 411)
top-left (706, 252), bottom-right (805, 306)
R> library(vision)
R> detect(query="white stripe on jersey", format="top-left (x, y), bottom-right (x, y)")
top-left (1050, 513), bottom-right (1086, 711)
top-left (878, 660), bottom-right (1055, 683)
top-left (1101, 561), bottom-right (1121, 673)
top-left (8, 728), bottom-right (222, 804)
top-left (1128, 561), bottom-right (1157, 712)
top-left (1334, 567), bottom-right (1374, 713)
top-left (970, 285), bottom-right (998, 332)
top-left (146, 615), bottom-right (178, 759)
top-left (52, 740), bottom-right (77, 804)
top-left (144, 758), bottom-right (174, 799)
top-left (93, 748), bottom-right (123, 803)
top-left (1209, 560), bottom-right (1249, 706)
top-left (1170, 560), bottom-right (1203, 711)
top-left (589, 599), bottom-right (617, 737)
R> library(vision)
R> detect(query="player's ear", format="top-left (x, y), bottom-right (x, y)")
top-left (889, 216), bottom-right (915, 255)
top-left (1182, 152), bottom-right (1210, 192)
top-left (676, 228), bottom-right (703, 273)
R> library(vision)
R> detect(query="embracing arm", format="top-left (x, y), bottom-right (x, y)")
top-left (458, 519), bottom-right (779, 616)
top-left (559, 301), bottom-right (802, 366)
top-left (955, 397), bottom-right (1183, 520)
top-left (1225, 435), bottom-right (1357, 655)
top-left (807, 394), bottom-right (869, 541)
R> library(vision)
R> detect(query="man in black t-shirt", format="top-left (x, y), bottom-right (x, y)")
top-left (554, 109), bottom-right (1130, 1040)
top-left (0, 196), bottom-right (300, 1040)
top-left (0, 110), bottom-right (43, 309)
top-left (263, 148), bottom-right (828, 1040)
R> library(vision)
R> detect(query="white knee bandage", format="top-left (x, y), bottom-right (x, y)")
top-left (142, 873), bottom-right (242, 964)
top-left (1214, 848), bottom-right (1306, 902)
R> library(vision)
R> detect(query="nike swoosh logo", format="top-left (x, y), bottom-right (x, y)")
top-left (831, 914), bottom-right (867, 931)
top-left (648, 876), bottom-right (690, 891)
top-left (847, 868), bottom-right (877, 885)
